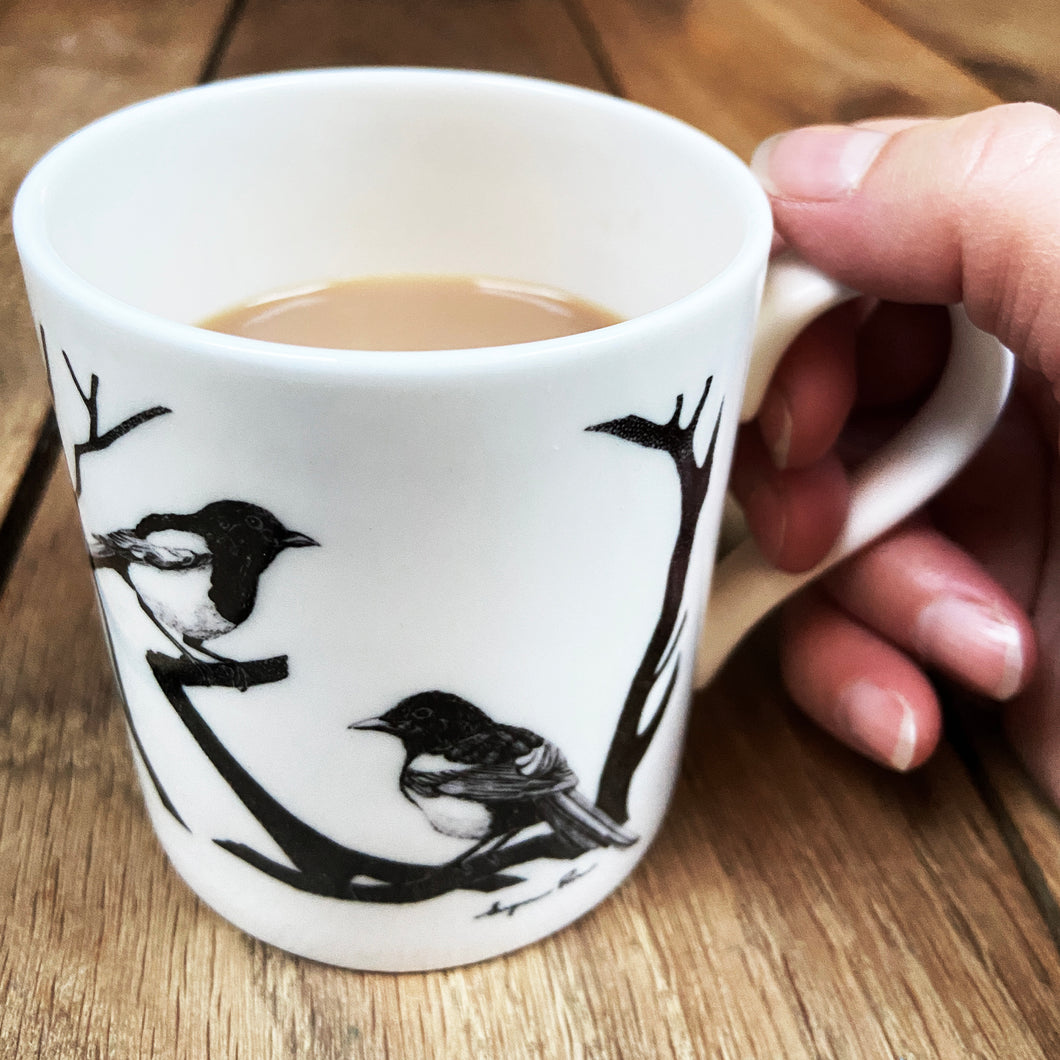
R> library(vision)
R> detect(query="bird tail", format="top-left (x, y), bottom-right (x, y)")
top-left (538, 789), bottom-right (638, 851)
top-left (89, 531), bottom-right (124, 559)
top-left (89, 530), bottom-right (148, 562)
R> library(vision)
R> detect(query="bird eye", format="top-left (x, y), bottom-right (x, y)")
top-left (412, 707), bottom-right (432, 720)
top-left (246, 515), bottom-right (263, 530)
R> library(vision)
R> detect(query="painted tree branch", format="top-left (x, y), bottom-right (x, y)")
top-left (146, 652), bottom-right (549, 900)
top-left (218, 832), bottom-right (578, 903)
top-left (588, 377), bottom-right (723, 824)
top-left (55, 344), bottom-right (171, 495)
top-left (112, 669), bottom-right (188, 830)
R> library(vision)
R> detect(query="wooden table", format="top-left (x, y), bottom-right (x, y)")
top-left (3, 2), bottom-right (1060, 1057)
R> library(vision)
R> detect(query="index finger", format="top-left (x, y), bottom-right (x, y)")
top-left (752, 104), bottom-right (1060, 379)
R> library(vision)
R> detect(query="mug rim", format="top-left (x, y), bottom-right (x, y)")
top-left (13, 67), bottom-right (774, 378)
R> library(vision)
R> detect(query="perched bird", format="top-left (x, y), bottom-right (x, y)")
top-left (90, 499), bottom-right (317, 662)
top-left (351, 691), bottom-right (637, 860)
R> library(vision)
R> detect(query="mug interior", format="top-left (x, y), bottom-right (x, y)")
top-left (18, 69), bottom-right (770, 339)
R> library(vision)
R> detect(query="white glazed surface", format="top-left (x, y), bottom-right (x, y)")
top-left (15, 69), bottom-right (772, 969)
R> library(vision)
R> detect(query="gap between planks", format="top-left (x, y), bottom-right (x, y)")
top-left (945, 692), bottom-right (1060, 956)
top-left (0, 413), bottom-right (60, 604)
top-left (558, 0), bottom-right (627, 97)
top-left (198, 0), bottom-right (251, 84)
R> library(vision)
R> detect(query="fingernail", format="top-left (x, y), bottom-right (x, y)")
top-left (915, 598), bottom-right (1025, 701)
top-left (758, 389), bottom-right (793, 469)
top-left (840, 681), bottom-right (918, 771)
top-left (743, 481), bottom-right (787, 564)
top-left (751, 126), bottom-right (891, 200)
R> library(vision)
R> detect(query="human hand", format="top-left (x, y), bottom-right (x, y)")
top-left (730, 104), bottom-right (1060, 798)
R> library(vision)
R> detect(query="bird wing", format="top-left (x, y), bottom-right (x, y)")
top-left (207, 550), bottom-right (260, 625)
top-left (418, 739), bottom-right (579, 801)
top-left (89, 530), bottom-right (209, 571)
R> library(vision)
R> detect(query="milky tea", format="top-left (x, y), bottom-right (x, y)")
top-left (201, 274), bottom-right (622, 350)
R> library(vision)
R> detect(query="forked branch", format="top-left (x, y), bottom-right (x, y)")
top-left (589, 377), bottom-right (723, 823)
top-left (43, 332), bottom-right (171, 495)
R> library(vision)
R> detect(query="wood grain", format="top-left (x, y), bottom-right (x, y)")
top-left (861, 0), bottom-right (1060, 108)
top-left (5, 0), bottom-right (1060, 1057)
top-left (214, 0), bottom-right (609, 89)
top-left (986, 748), bottom-right (1060, 942)
top-left (571, 0), bottom-right (998, 158)
top-left (954, 712), bottom-right (1060, 952)
top-left (0, 0), bottom-right (234, 534)
top-left (4, 470), bottom-right (1060, 1058)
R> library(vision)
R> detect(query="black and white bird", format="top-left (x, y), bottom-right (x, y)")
top-left (90, 499), bottom-right (317, 662)
top-left (351, 691), bottom-right (637, 859)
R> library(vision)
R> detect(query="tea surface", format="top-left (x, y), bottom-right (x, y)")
top-left (201, 274), bottom-right (622, 350)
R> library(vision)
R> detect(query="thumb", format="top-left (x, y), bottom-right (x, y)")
top-left (751, 103), bottom-right (1060, 380)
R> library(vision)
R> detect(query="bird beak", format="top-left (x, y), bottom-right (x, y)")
top-left (283, 531), bottom-right (319, 549)
top-left (349, 716), bottom-right (392, 733)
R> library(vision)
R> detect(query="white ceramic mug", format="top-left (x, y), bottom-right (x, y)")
top-left (14, 68), bottom-right (1012, 971)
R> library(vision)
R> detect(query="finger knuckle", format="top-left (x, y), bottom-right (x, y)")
top-left (957, 102), bottom-right (1060, 202)
top-left (953, 105), bottom-right (1060, 362)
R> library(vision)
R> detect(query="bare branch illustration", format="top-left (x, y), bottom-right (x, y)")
top-left (107, 636), bottom-right (187, 830)
top-left (38, 324), bottom-right (55, 394)
top-left (52, 341), bottom-right (171, 495)
top-left (148, 653), bottom-right (535, 899)
top-left (588, 377), bottom-right (723, 824)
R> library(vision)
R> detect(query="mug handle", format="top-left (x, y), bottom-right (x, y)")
top-left (693, 252), bottom-right (1015, 688)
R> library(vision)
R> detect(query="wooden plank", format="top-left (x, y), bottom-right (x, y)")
top-left (4, 471), bottom-right (1060, 1057)
top-left (214, 0), bottom-right (609, 89)
top-left (957, 713), bottom-right (1060, 949)
top-left (572, 0), bottom-right (998, 158)
top-left (0, 0), bottom-right (234, 533)
top-left (5, 0), bottom-right (1060, 1056)
top-left (861, 0), bottom-right (1060, 108)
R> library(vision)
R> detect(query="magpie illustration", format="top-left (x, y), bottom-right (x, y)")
top-left (90, 500), bottom-right (317, 665)
top-left (351, 691), bottom-right (637, 861)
